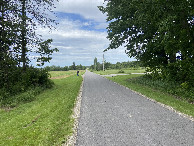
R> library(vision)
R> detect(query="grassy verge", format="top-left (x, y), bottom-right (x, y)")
top-left (91, 68), bottom-right (145, 75)
top-left (0, 71), bottom-right (84, 145)
top-left (49, 70), bottom-right (85, 78)
top-left (106, 75), bottom-right (194, 118)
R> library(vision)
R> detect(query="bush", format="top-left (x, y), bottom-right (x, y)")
top-left (0, 66), bottom-right (53, 107)
top-left (129, 75), bottom-right (194, 103)
top-left (118, 70), bottom-right (125, 73)
top-left (0, 87), bottom-right (44, 107)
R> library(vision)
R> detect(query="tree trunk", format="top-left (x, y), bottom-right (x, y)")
top-left (21, 0), bottom-right (27, 71)
top-left (0, 1), bottom-right (6, 62)
top-left (169, 53), bottom-right (176, 63)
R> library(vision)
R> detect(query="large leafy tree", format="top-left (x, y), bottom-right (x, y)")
top-left (0, 0), bottom-right (58, 98)
top-left (99, 0), bottom-right (194, 85)
top-left (1, 0), bottom-right (58, 69)
top-left (18, 0), bottom-right (58, 69)
top-left (0, 0), bottom-right (18, 63)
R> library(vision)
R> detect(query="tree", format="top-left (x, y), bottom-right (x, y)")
top-left (0, 0), bottom-right (58, 100)
top-left (0, 0), bottom-right (18, 65)
top-left (1, 0), bottom-right (58, 69)
top-left (18, 0), bottom-right (58, 69)
top-left (99, 0), bottom-right (194, 85)
top-left (70, 62), bottom-right (76, 70)
top-left (104, 61), bottom-right (111, 69)
top-left (63, 66), bottom-right (69, 71)
top-left (94, 57), bottom-right (97, 70)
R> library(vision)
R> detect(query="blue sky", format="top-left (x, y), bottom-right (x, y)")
top-left (32, 0), bottom-right (135, 67)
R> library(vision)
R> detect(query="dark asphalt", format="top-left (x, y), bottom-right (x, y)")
top-left (76, 70), bottom-right (194, 146)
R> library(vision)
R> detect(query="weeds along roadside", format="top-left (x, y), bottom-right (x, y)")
top-left (128, 75), bottom-right (194, 103)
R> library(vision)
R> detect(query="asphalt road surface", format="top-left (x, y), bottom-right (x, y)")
top-left (76, 70), bottom-right (194, 146)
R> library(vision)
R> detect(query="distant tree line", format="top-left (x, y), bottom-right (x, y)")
top-left (90, 57), bottom-right (143, 71)
top-left (45, 62), bottom-right (87, 71)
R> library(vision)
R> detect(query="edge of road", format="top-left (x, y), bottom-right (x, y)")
top-left (64, 70), bottom-right (193, 145)
top-left (97, 72), bottom-right (194, 122)
top-left (63, 73), bottom-right (85, 146)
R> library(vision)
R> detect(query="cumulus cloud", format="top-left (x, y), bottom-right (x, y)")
top-left (31, 0), bottom-right (134, 67)
top-left (54, 0), bottom-right (107, 22)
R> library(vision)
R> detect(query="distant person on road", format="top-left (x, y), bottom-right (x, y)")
top-left (77, 71), bottom-right (79, 76)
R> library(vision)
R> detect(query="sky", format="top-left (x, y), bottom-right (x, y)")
top-left (32, 0), bottom-right (135, 67)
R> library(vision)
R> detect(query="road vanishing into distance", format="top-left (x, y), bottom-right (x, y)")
top-left (75, 70), bottom-right (194, 146)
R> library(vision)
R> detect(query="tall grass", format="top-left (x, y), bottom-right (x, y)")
top-left (129, 75), bottom-right (194, 103)
top-left (49, 70), bottom-right (85, 78)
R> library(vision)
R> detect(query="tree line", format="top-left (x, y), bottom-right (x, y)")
top-left (90, 57), bottom-right (143, 71)
top-left (99, 0), bottom-right (194, 87)
top-left (45, 62), bottom-right (87, 71)
top-left (0, 0), bottom-right (58, 103)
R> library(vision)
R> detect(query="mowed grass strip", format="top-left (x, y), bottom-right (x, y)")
top-left (0, 72), bottom-right (84, 145)
top-left (92, 68), bottom-right (145, 75)
top-left (106, 75), bottom-right (194, 118)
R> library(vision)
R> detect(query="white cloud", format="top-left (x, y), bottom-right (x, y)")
top-left (30, 1), bottom-right (135, 67)
top-left (54, 0), bottom-right (107, 22)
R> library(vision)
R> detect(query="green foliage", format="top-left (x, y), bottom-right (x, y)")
top-left (129, 75), bottom-right (194, 103)
top-left (94, 57), bottom-right (97, 70)
top-left (99, 0), bottom-right (194, 87)
top-left (0, 87), bottom-right (43, 107)
top-left (0, 0), bottom-right (59, 107)
top-left (92, 68), bottom-right (145, 75)
top-left (45, 64), bottom-right (86, 71)
top-left (45, 65), bottom-right (69, 71)
top-left (0, 67), bottom-right (53, 107)
top-left (118, 70), bottom-right (125, 73)
top-left (36, 39), bottom-right (59, 66)
top-left (0, 74), bottom-right (83, 145)
top-left (1, 0), bottom-right (58, 69)
top-left (90, 59), bottom-right (143, 71)
top-left (107, 75), bottom-right (194, 117)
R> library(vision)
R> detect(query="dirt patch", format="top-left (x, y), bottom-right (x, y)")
top-left (50, 75), bottom-right (70, 79)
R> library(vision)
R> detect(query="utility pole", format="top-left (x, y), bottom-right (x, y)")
top-left (103, 54), bottom-right (104, 71)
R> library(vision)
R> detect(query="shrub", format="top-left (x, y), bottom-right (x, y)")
top-left (0, 66), bottom-right (53, 107)
top-left (0, 87), bottom-right (44, 107)
top-left (129, 75), bottom-right (194, 103)
top-left (118, 70), bottom-right (125, 73)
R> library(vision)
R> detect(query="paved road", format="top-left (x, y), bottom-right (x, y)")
top-left (76, 70), bottom-right (194, 146)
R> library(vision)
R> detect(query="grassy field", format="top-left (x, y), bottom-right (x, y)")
top-left (49, 70), bottom-right (85, 78)
top-left (0, 71), bottom-right (84, 145)
top-left (91, 68), bottom-right (145, 75)
top-left (106, 75), bottom-right (194, 118)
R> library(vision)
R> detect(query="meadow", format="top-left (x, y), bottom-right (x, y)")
top-left (0, 70), bottom-right (85, 145)
top-left (49, 70), bottom-right (85, 79)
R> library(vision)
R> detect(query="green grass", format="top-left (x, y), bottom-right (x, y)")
top-left (106, 75), bottom-right (194, 118)
top-left (129, 76), bottom-right (194, 103)
top-left (49, 70), bottom-right (85, 78)
top-left (0, 71), bottom-right (84, 145)
top-left (91, 68), bottom-right (145, 75)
